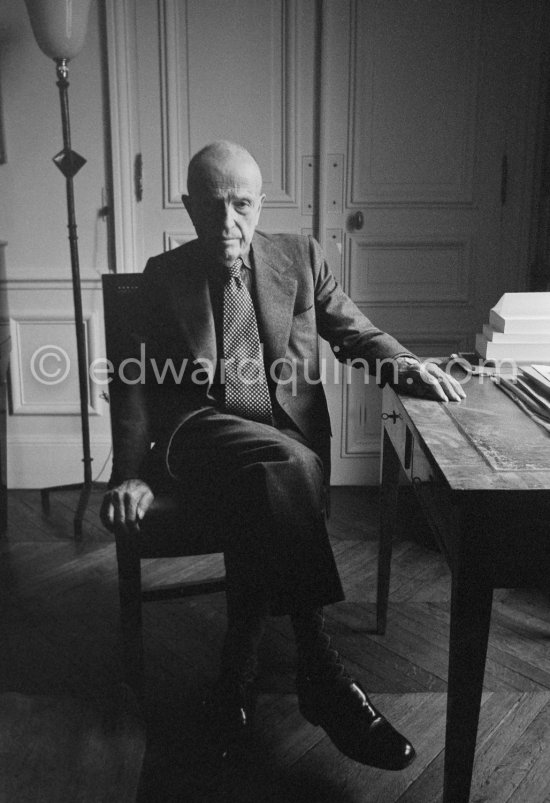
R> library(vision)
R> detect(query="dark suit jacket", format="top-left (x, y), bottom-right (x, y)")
top-left (110, 232), bottom-right (410, 488)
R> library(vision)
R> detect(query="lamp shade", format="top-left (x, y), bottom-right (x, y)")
top-left (23, 0), bottom-right (92, 61)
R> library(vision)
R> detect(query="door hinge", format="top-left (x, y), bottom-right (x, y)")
top-left (99, 186), bottom-right (110, 218)
top-left (134, 153), bottom-right (143, 202)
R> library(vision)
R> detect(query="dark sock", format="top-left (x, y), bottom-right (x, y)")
top-left (220, 586), bottom-right (269, 686)
top-left (291, 607), bottom-right (349, 684)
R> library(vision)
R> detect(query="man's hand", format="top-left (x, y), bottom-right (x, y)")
top-left (395, 357), bottom-right (466, 402)
top-left (100, 479), bottom-right (155, 534)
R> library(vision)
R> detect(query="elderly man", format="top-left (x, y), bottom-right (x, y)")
top-left (102, 141), bottom-right (464, 768)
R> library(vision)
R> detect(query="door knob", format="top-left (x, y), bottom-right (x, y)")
top-left (349, 210), bottom-right (364, 230)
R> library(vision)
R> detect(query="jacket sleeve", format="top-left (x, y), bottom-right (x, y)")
top-left (310, 236), bottom-right (415, 375)
top-left (107, 259), bottom-right (165, 490)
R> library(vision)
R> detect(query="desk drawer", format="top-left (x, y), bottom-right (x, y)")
top-left (410, 436), bottom-right (457, 559)
top-left (411, 440), bottom-right (436, 485)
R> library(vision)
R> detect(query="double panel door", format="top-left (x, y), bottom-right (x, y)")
top-left (110, 0), bottom-right (543, 482)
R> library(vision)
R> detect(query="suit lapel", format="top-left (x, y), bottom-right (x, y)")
top-left (165, 234), bottom-right (297, 377)
top-left (166, 244), bottom-right (217, 370)
top-left (252, 232), bottom-right (298, 369)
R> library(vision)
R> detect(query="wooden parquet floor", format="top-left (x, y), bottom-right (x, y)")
top-left (1, 486), bottom-right (549, 802)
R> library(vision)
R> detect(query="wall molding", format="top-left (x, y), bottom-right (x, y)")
top-left (347, 0), bottom-right (480, 208)
top-left (104, 0), bottom-right (143, 273)
top-left (163, 231), bottom-right (195, 251)
top-left (7, 437), bottom-right (112, 489)
top-left (1, 277), bottom-right (103, 291)
top-left (159, 0), bottom-right (299, 208)
top-left (159, 0), bottom-right (190, 208)
top-left (345, 233), bottom-right (473, 307)
top-left (9, 312), bottom-right (102, 416)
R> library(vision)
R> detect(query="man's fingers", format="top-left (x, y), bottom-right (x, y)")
top-left (133, 490), bottom-right (154, 522)
top-left (108, 488), bottom-right (138, 532)
top-left (421, 364), bottom-right (465, 402)
top-left (421, 373), bottom-right (449, 402)
top-left (435, 372), bottom-right (466, 402)
top-left (100, 481), bottom-right (155, 534)
top-left (99, 495), bottom-right (115, 528)
top-left (112, 490), bottom-right (128, 527)
top-left (136, 489), bottom-right (154, 520)
top-left (118, 486), bottom-right (155, 531)
top-left (404, 364), bottom-right (466, 403)
top-left (124, 489), bottom-right (140, 525)
top-left (443, 374), bottom-right (466, 401)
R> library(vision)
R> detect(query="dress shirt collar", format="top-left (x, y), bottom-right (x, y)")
top-left (206, 247), bottom-right (254, 283)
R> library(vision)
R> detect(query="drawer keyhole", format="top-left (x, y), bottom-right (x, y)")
top-left (382, 411), bottom-right (402, 424)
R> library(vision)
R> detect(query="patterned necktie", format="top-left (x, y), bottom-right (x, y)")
top-left (222, 258), bottom-right (273, 424)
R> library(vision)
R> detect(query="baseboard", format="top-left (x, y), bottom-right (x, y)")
top-left (7, 439), bottom-right (112, 489)
top-left (330, 454), bottom-right (381, 485)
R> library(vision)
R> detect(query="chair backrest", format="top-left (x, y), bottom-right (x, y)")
top-left (102, 272), bottom-right (225, 557)
top-left (102, 273), bottom-right (143, 369)
top-left (102, 273), bottom-right (150, 484)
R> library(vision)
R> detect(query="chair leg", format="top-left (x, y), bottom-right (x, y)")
top-left (115, 530), bottom-right (145, 699)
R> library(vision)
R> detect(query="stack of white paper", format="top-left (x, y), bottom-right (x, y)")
top-left (475, 293), bottom-right (550, 362)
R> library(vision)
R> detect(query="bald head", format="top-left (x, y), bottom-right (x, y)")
top-left (182, 141), bottom-right (265, 268)
top-left (187, 141), bottom-right (263, 197)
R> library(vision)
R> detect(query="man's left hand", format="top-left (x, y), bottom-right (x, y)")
top-left (395, 357), bottom-right (466, 402)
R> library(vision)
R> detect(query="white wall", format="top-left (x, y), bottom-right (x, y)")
top-left (0, 0), bottom-right (112, 487)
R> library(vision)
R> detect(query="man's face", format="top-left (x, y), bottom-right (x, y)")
top-left (183, 154), bottom-right (265, 268)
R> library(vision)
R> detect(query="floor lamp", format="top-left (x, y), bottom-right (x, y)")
top-left (24, 0), bottom-right (93, 538)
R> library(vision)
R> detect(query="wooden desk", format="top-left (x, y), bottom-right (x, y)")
top-left (378, 374), bottom-right (550, 803)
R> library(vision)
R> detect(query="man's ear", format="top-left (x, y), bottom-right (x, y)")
top-left (257, 193), bottom-right (266, 217)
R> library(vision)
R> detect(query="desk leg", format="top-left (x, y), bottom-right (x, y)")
top-left (377, 429), bottom-right (400, 635)
top-left (443, 565), bottom-right (493, 803)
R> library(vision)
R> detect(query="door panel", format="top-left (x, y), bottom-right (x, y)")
top-left (135, 0), bottom-right (317, 259)
top-left (322, 0), bottom-right (542, 483)
top-left (160, 0), bottom-right (299, 208)
top-left (350, 0), bottom-right (478, 206)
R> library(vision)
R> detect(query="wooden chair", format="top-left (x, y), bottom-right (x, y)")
top-left (102, 274), bottom-right (226, 693)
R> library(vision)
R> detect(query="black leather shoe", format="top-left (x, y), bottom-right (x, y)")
top-left (202, 679), bottom-right (257, 758)
top-left (297, 675), bottom-right (416, 770)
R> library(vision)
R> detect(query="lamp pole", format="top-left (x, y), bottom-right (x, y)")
top-left (24, 0), bottom-right (94, 538)
top-left (42, 58), bottom-right (92, 536)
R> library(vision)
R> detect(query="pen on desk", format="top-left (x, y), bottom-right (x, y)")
top-left (493, 376), bottom-right (550, 423)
